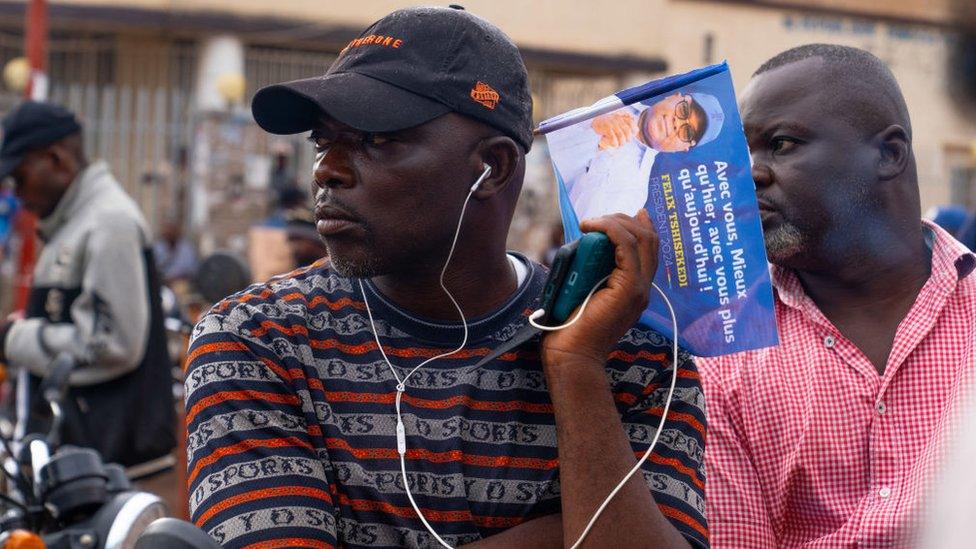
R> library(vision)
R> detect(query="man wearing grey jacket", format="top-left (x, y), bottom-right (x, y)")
top-left (0, 101), bottom-right (175, 470)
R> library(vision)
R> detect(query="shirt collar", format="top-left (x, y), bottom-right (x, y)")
top-left (37, 161), bottom-right (109, 241)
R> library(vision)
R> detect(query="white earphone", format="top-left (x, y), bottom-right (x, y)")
top-left (470, 163), bottom-right (491, 192)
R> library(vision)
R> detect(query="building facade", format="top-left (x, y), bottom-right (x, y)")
top-left (0, 0), bottom-right (969, 262)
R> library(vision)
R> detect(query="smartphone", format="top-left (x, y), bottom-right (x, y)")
top-left (544, 232), bottom-right (616, 325)
top-left (538, 239), bottom-right (578, 325)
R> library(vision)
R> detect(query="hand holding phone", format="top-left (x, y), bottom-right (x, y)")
top-left (540, 210), bottom-right (660, 367)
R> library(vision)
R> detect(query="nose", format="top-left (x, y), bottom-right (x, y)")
top-left (752, 161), bottom-right (773, 189)
top-left (312, 145), bottom-right (354, 191)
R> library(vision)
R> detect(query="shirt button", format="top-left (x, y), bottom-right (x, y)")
top-left (879, 487), bottom-right (891, 498)
top-left (824, 335), bottom-right (835, 348)
top-left (876, 401), bottom-right (887, 415)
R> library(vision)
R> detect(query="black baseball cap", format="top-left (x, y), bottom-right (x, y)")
top-left (0, 101), bottom-right (82, 180)
top-left (251, 6), bottom-right (533, 151)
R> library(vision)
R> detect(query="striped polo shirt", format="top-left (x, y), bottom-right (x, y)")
top-left (185, 256), bottom-right (708, 548)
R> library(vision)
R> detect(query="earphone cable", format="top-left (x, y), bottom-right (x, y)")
top-left (358, 165), bottom-right (492, 549)
top-left (568, 282), bottom-right (679, 549)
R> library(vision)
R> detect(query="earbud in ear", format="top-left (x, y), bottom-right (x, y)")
top-left (470, 163), bottom-right (492, 192)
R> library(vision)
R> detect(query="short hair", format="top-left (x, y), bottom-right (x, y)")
top-left (754, 44), bottom-right (912, 139)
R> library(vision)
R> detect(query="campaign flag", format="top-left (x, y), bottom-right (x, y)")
top-left (540, 61), bottom-right (778, 356)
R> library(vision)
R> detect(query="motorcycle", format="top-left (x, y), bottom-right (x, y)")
top-left (0, 353), bottom-right (218, 549)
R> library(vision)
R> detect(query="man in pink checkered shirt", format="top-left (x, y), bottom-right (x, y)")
top-left (699, 44), bottom-right (976, 548)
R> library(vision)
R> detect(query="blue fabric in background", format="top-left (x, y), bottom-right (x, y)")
top-left (0, 190), bottom-right (18, 246)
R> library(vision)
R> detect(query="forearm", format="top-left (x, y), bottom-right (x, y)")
top-left (462, 513), bottom-right (562, 548)
top-left (5, 303), bottom-right (145, 385)
top-left (545, 354), bottom-right (690, 549)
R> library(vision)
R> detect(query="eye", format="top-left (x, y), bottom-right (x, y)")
top-left (308, 135), bottom-right (331, 152)
top-left (363, 132), bottom-right (392, 146)
top-left (675, 100), bottom-right (690, 120)
top-left (771, 136), bottom-right (800, 154)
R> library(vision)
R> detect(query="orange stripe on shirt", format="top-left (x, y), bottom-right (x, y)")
top-left (186, 390), bottom-right (300, 426)
top-left (658, 503), bottom-right (709, 538)
top-left (288, 368), bottom-right (324, 392)
top-left (646, 454), bottom-right (705, 489)
top-left (326, 437), bottom-right (559, 470)
top-left (308, 338), bottom-right (496, 360)
top-left (214, 288), bottom-right (274, 313)
top-left (339, 494), bottom-right (474, 522)
top-left (646, 407), bottom-right (706, 438)
top-left (185, 341), bottom-right (251, 372)
top-left (188, 436), bottom-right (313, 486)
top-left (258, 357), bottom-right (293, 382)
top-left (325, 390), bottom-right (554, 414)
top-left (609, 349), bottom-right (668, 363)
top-left (249, 320), bottom-right (310, 338)
top-left (196, 485), bottom-right (332, 527)
top-left (615, 392), bottom-right (639, 406)
top-left (305, 295), bottom-right (367, 311)
top-left (243, 538), bottom-right (334, 549)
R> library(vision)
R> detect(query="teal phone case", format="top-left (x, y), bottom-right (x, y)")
top-left (550, 232), bottom-right (615, 323)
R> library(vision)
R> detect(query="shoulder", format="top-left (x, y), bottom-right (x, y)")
top-left (192, 260), bottom-right (353, 343)
top-left (80, 189), bottom-right (151, 246)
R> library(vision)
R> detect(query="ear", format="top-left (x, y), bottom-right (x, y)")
top-left (875, 124), bottom-right (911, 181)
top-left (473, 135), bottom-right (523, 199)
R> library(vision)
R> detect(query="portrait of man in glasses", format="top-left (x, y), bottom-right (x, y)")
top-left (549, 91), bottom-right (725, 222)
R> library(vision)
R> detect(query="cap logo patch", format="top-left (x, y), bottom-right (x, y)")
top-left (470, 82), bottom-right (500, 110)
top-left (340, 35), bottom-right (404, 55)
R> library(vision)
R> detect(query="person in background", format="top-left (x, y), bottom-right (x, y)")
top-left (0, 101), bottom-right (175, 471)
top-left (924, 204), bottom-right (968, 237)
top-left (283, 207), bottom-right (328, 268)
top-left (262, 186), bottom-right (308, 228)
top-left (699, 44), bottom-right (976, 547)
top-left (153, 217), bottom-right (199, 286)
top-left (269, 141), bottom-right (299, 208)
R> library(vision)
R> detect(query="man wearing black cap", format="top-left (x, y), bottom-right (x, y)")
top-left (0, 101), bottom-right (175, 471)
top-left (284, 207), bottom-right (329, 268)
top-left (186, 6), bottom-right (706, 548)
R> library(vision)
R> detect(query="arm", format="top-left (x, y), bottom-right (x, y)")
top-left (591, 111), bottom-right (639, 151)
top-left (4, 215), bottom-right (149, 384)
top-left (540, 210), bottom-right (692, 548)
top-left (185, 301), bottom-right (337, 548)
top-left (464, 352), bottom-right (709, 549)
top-left (463, 514), bottom-right (563, 548)
top-left (698, 358), bottom-right (776, 547)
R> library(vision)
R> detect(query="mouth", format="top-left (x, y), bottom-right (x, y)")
top-left (315, 204), bottom-right (361, 236)
top-left (756, 199), bottom-right (779, 223)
